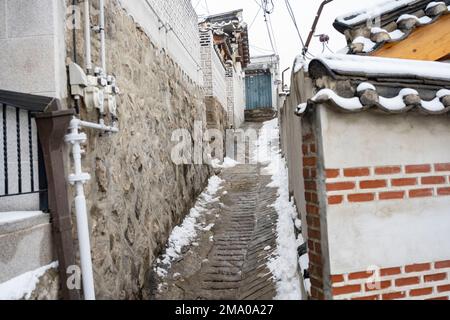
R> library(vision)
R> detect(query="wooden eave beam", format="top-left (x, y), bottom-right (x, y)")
top-left (372, 14), bottom-right (450, 61)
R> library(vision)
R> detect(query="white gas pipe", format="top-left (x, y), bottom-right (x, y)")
top-left (84, 0), bottom-right (92, 74)
top-left (65, 117), bottom-right (118, 301)
top-left (73, 0), bottom-right (118, 300)
top-left (99, 0), bottom-right (107, 74)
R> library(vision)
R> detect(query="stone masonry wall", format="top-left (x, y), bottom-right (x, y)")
top-left (64, 0), bottom-right (212, 299)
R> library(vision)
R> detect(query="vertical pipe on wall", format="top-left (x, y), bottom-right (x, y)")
top-left (84, 0), bottom-right (93, 74)
top-left (99, 0), bottom-right (106, 74)
top-left (66, 119), bottom-right (96, 300)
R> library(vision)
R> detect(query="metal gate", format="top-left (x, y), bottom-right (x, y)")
top-left (0, 99), bottom-right (48, 212)
top-left (245, 73), bottom-right (272, 110)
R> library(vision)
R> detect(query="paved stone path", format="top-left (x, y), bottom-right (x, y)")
top-left (153, 123), bottom-right (279, 300)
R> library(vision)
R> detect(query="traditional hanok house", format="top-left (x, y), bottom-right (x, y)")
top-left (280, 0), bottom-right (450, 300)
top-left (244, 54), bottom-right (281, 122)
top-left (199, 10), bottom-right (250, 129)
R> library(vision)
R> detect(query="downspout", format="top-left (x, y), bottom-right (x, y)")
top-left (84, 0), bottom-right (93, 74)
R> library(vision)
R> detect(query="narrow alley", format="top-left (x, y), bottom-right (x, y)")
top-left (153, 121), bottom-right (302, 300)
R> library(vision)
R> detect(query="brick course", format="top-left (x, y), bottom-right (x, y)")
top-left (331, 260), bottom-right (450, 300)
top-left (302, 127), bottom-right (325, 300)
top-left (323, 163), bottom-right (450, 205)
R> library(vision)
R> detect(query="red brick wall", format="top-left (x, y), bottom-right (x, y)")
top-left (325, 163), bottom-right (450, 206)
top-left (331, 260), bottom-right (450, 300)
top-left (302, 125), bottom-right (325, 300)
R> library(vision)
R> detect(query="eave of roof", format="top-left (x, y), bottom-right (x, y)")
top-left (296, 54), bottom-right (450, 116)
top-left (333, 0), bottom-right (450, 55)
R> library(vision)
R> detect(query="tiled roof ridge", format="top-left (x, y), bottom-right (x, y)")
top-left (296, 82), bottom-right (450, 115)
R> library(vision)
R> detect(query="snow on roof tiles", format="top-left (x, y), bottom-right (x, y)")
top-left (296, 54), bottom-right (450, 115)
top-left (334, 0), bottom-right (450, 55)
top-left (312, 54), bottom-right (450, 82)
top-left (336, 0), bottom-right (418, 27)
top-left (296, 83), bottom-right (450, 115)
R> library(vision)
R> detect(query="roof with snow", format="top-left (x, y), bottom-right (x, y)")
top-left (333, 0), bottom-right (450, 55)
top-left (199, 9), bottom-right (250, 67)
top-left (296, 54), bottom-right (450, 115)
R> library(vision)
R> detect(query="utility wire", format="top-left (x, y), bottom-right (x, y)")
top-left (268, 14), bottom-right (278, 52)
top-left (249, 6), bottom-right (262, 30)
top-left (194, 0), bottom-right (202, 10)
top-left (261, 0), bottom-right (277, 54)
top-left (204, 0), bottom-right (210, 15)
top-left (250, 44), bottom-right (274, 53)
top-left (284, 0), bottom-right (306, 53)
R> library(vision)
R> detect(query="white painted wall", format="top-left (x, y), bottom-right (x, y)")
top-left (319, 106), bottom-right (450, 168)
top-left (320, 106), bottom-right (450, 274)
top-left (211, 49), bottom-right (227, 109)
top-left (327, 197), bottom-right (450, 274)
top-left (232, 63), bottom-right (245, 128)
top-left (0, 0), bottom-right (67, 98)
top-left (118, 0), bottom-right (202, 85)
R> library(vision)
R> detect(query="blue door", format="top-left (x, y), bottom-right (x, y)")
top-left (245, 73), bottom-right (272, 110)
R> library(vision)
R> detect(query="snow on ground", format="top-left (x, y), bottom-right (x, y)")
top-left (155, 175), bottom-right (224, 277)
top-left (254, 119), bottom-right (303, 300)
top-left (211, 157), bottom-right (239, 169)
top-left (0, 262), bottom-right (58, 300)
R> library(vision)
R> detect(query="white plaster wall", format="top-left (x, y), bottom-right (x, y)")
top-left (327, 197), bottom-right (450, 274)
top-left (232, 63), bottom-right (245, 128)
top-left (319, 106), bottom-right (450, 168)
top-left (211, 49), bottom-right (227, 109)
top-left (0, 0), bottom-right (67, 98)
top-left (118, 0), bottom-right (202, 85)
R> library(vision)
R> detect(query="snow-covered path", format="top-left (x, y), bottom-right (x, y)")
top-left (153, 120), bottom-right (303, 300)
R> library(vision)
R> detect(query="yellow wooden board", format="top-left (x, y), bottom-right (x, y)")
top-left (372, 14), bottom-right (450, 61)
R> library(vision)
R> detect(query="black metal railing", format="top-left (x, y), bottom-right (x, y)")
top-left (0, 90), bottom-right (52, 212)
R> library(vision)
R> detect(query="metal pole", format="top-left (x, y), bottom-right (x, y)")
top-left (304, 0), bottom-right (333, 55)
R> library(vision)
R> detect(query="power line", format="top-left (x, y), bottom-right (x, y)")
top-left (284, 0), bottom-right (306, 53)
top-left (250, 44), bottom-right (274, 53)
top-left (204, 0), bottom-right (210, 15)
top-left (249, 5), bottom-right (262, 30)
top-left (261, 0), bottom-right (277, 54)
top-left (267, 14), bottom-right (278, 53)
top-left (194, 0), bottom-right (202, 10)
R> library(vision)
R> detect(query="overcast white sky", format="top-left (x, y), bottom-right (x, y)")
top-left (193, 0), bottom-right (386, 81)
